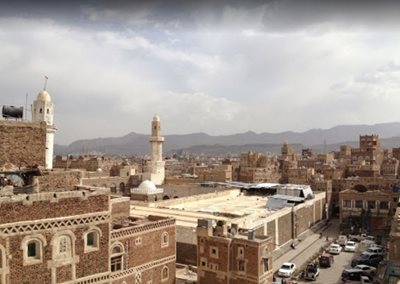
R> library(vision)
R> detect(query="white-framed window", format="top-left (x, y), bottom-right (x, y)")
top-left (238, 260), bottom-right (246, 273)
top-left (21, 234), bottom-right (47, 266)
top-left (135, 237), bottom-right (142, 246)
top-left (237, 246), bottom-right (244, 258)
top-left (209, 263), bottom-right (219, 271)
top-left (210, 246), bottom-right (219, 258)
top-left (110, 242), bottom-right (125, 272)
top-left (161, 232), bottom-right (169, 248)
top-left (200, 257), bottom-right (208, 268)
top-left (84, 227), bottom-right (102, 253)
top-left (57, 235), bottom-right (72, 259)
top-left (161, 266), bottom-right (169, 282)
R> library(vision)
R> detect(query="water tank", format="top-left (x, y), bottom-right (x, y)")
top-left (2, 106), bottom-right (23, 119)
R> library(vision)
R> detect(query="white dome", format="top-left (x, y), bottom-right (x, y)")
top-left (133, 180), bottom-right (163, 195)
top-left (139, 180), bottom-right (157, 191)
top-left (153, 115), bottom-right (160, 122)
top-left (37, 91), bottom-right (52, 102)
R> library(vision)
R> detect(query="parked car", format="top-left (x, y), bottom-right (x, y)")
top-left (303, 262), bottom-right (319, 281)
top-left (341, 268), bottom-right (370, 282)
top-left (344, 241), bottom-right (357, 252)
top-left (278, 262), bottom-right (296, 277)
top-left (348, 233), bottom-right (374, 242)
top-left (337, 235), bottom-right (348, 246)
top-left (354, 264), bottom-right (377, 277)
top-left (366, 247), bottom-right (384, 255)
top-left (328, 243), bottom-right (342, 255)
top-left (319, 254), bottom-right (334, 268)
top-left (351, 252), bottom-right (383, 267)
top-left (361, 275), bottom-right (373, 284)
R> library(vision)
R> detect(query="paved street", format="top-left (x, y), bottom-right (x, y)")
top-left (298, 250), bottom-right (355, 284)
top-left (273, 219), bottom-right (340, 283)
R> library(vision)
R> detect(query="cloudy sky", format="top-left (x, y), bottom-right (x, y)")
top-left (2, 0), bottom-right (400, 144)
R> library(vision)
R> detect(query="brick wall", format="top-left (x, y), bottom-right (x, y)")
top-left (111, 197), bottom-right (130, 221)
top-left (7, 222), bottom-right (109, 283)
top-left (0, 120), bottom-right (46, 167)
top-left (38, 171), bottom-right (82, 192)
top-left (0, 194), bottom-right (109, 224)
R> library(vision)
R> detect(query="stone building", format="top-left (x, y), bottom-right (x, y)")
top-left (192, 164), bottom-right (232, 182)
top-left (237, 152), bottom-right (280, 183)
top-left (351, 135), bottom-right (384, 167)
top-left (0, 169), bottom-right (176, 284)
top-left (196, 220), bottom-right (273, 284)
top-left (339, 188), bottom-right (397, 233)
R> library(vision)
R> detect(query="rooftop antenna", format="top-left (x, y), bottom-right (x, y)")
top-left (43, 75), bottom-right (48, 91)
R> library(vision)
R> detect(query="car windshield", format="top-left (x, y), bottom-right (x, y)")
top-left (360, 254), bottom-right (370, 260)
top-left (281, 265), bottom-right (291, 270)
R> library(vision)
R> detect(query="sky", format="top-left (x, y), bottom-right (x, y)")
top-left (2, 0), bottom-right (400, 144)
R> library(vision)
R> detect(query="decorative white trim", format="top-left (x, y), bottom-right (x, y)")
top-left (161, 265), bottom-right (169, 282)
top-left (0, 244), bottom-right (9, 284)
top-left (20, 234), bottom-right (47, 266)
top-left (111, 219), bottom-right (174, 240)
top-left (161, 232), bottom-right (169, 248)
top-left (83, 226), bottom-right (102, 253)
top-left (0, 212), bottom-right (110, 237)
top-left (110, 255), bottom-right (175, 281)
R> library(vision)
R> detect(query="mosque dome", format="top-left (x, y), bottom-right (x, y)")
top-left (37, 90), bottom-right (52, 102)
top-left (153, 115), bottom-right (160, 122)
top-left (134, 180), bottom-right (163, 195)
top-left (139, 180), bottom-right (157, 191)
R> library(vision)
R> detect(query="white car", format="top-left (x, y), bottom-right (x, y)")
top-left (344, 241), bottom-right (357, 252)
top-left (354, 264), bottom-right (377, 276)
top-left (278, 262), bottom-right (296, 277)
top-left (329, 244), bottom-right (342, 255)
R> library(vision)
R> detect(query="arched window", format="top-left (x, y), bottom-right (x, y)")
top-left (57, 235), bottom-right (72, 259)
top-left (84, 227), bottom-right (102, 253)
top-left (39, 108), bottom-right (43, 114)
top-left (110, 243), bottom-right (125, 272)
top-left (161, 266), bottom-right (169, 282)
top-left (46, 108), bottom-right (49, 114)
top-left (21, 235), bottom-right (47, 266)
top-left (50, 231), bottom-right (76, 263)
top-left (161, 232), bottom-right (169, 248)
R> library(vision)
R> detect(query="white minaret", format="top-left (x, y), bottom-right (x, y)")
top-left (149, 115), bottom-right (165, 185)
top-left (32, 89), bottom-right (56, 169)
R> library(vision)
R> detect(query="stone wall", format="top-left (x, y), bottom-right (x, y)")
top-left (110, 196), bottom-right (130, 221)
top-left (38, 170), bottom-right (82, 192)
top-left (0, 193), bottom-right (109, 224)
top-left (277, 213), bottom-right (292, 245)
top-left (0, 120), bottom-right (46, 168)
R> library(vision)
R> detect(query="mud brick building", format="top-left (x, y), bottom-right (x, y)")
top-left (196, 220), bottom-right (273, 284)
top-left (0, 170), bottom-right (176, 284)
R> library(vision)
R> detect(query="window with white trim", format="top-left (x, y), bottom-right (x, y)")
top-left (21, 235), bottom-right (47, 266)
top-left (84, 228), bottom-right (101, 253)
top-left (161, 266), bottom-right (169, 282)
top-left (135, 237), bottom-right (142, 246)
top-left (161, 232), bottom-right (169, 248)
top-left (57, 235), bottom-right (72, 259)
top-left (110, 243), bottom-right (124, 272)
top-left (210, 246), bottom-right (219, 258)
top-left (237, 246), bottom-right (244, 258)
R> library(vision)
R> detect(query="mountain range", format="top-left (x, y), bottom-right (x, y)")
top-left (54, 122), bottom-right (400, 155)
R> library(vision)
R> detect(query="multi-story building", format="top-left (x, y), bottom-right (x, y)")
top-left (237, 152), bottom-right (280, 183)
top-left (196, 220), bottom-right (273, 284)
top-left (0, 168), bottom-right (176, 284)
top-left (339, 188), bottom-right (397, 233)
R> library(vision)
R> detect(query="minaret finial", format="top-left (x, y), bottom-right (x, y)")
top-left (43, 75), bottom-right (48, 91)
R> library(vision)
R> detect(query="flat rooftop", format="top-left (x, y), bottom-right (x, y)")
top-left (130, 189), bottom-right (288, 229)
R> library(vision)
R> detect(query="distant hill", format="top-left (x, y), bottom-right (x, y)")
top-left (54, 122), bottom-right (400, 155)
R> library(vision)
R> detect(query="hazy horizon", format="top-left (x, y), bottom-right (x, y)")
top-left (2, 1), bottom-right (400, 144)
